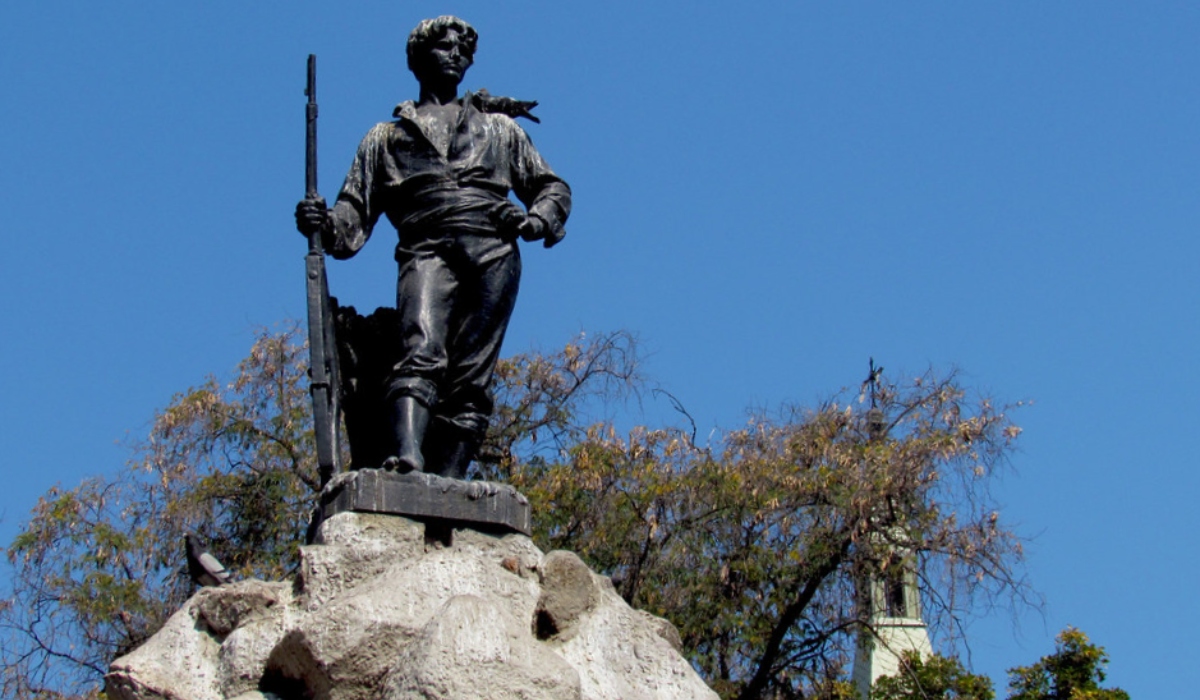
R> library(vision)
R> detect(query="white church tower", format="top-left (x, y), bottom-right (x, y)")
top-left (851, 548), bottom-right (933, 699)
top-left (851, 365), bottom-right (933, 700)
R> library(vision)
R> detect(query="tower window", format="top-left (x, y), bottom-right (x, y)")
top-left (885, 573), bottom-right (906, 617)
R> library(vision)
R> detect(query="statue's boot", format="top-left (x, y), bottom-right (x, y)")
top-left (426, 432), bottom-right (479, 480)
top-left (386, 396), bottom-right (430, 472)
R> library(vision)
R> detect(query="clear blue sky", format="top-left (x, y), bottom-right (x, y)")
top-left (2, 2), bottom-right (1195, 696)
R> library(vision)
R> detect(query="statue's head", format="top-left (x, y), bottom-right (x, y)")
top-left (407, 16), bottom-right (478, 86)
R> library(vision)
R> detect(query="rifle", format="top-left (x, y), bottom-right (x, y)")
top-left (304, 54), bottom-right (342, 488)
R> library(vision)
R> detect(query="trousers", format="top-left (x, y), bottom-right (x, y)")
top-left (385, 230), bottom-right (521, 438)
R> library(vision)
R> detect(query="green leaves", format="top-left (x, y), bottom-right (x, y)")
top-left (508, 367), bottom-right (1029, 700)
top-left (823, 627), bottom-right (1127, 700)
top-left (0, 327), bottom-right (1032, 700)
top-left (0, 324), bottom-right (317, 699)
top-left (871, 651), bottom-right (995, 700)
top-left (1007, 628), bottom-right (1128, 700)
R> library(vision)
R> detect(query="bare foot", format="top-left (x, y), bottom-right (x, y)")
top-left (382, 456), bottom-right (420, 473)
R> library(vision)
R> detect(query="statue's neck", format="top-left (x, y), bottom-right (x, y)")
top-left (418, 81), bottom-right (460, 107)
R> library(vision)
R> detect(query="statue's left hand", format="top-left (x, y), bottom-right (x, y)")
top-left (541, 221), bottom-right (564, 249)
top-left (490, 201), bottom-right (546, 243)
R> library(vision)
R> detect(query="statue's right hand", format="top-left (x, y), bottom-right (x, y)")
top-left (295, 197), bottom-right (329, 238)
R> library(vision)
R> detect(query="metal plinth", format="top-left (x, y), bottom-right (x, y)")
top-left (314, 469), bottom-right (531, 537)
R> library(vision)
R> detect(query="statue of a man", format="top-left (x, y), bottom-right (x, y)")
top-left (296, 16), bottom-right (571, 479)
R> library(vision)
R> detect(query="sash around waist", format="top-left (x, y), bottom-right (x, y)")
top-left (390, 174), bottom-right (510, 238)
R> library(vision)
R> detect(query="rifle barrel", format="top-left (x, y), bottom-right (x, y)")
top-left (305, 54), bottom-right (318, 200)
top-left (303, 53), bottom-right (340, 485)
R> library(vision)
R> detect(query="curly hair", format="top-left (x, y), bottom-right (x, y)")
top-left (406, 16), bottom-right (478, 74)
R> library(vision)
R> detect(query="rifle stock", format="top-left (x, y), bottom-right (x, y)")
top-left (304, 54), bottom-right (342, 486)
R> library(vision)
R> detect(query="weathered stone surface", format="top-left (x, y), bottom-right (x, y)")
top-left (447, 525), bottom-right (544, 581)
top-left (227, 693), bottom-right (283, 700)
top-left (298, 512), bottom-right (425, 610)
top-left (556, 585), bottom-right (710, 700)
top-left (106, 596), bottom-right (223, 700)
top-left (383, 594), bottom-right (582, 700)
top-left (267, 542), bottom-right (544, 700)
top-left (316, 468), bottom-right (531, 536)
top-left (197, 580), bottom-right (290, 636)
top-left (536, 550), bottom-right (599, 640)
top-left (106, 511), bottom-right (717, 700)
top-left (218, 593), bottom-right (294, 698)
top-left (643, 610), bottom-right (685, 654)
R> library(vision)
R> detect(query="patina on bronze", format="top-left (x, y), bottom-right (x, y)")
top-left (296, 16), bottom-right (571, 483)
top-left (303, 55), bottom-right (342, 489)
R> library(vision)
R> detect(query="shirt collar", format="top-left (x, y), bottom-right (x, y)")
top-left (392, 91), bottom-right (476, 120)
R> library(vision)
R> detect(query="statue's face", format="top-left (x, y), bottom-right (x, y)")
top-left (416, 27), bottom-right (473, 87)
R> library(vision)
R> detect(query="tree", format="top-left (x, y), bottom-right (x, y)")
top-left (1006, 628), bottom-right (1128, 700)
top-left (870, 651), bottom-right (995, 700)
top-left (0, 325), bottom-right (317, 699)
top-left (510, 369), bottom-right (1031, 700)
top-left (0, 326), bottom-right (1031, 700)
top-left (0, 326), bottom-right (641, 698)
top-left (851, 627), bottom-right (1127, 700)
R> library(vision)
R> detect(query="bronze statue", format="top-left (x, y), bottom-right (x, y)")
top-left (296, 16), bottom-right (571, 480)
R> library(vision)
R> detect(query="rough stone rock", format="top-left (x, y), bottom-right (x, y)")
top-left (198, 580), bottom-right (290, 637)
top-left (298, 512), bottom-right (425, 610)
top-left (106, 511), bottom-right (717, 700)
top-left (217, 591), bottom-right (295, 698)
top-left (106, 595), bottom-right (223, 700)
top-left (536, 550), bottom-right (599, 640)
top-left (642, 610), bottom-right (685, 654)
top-left (554, 577), bottom-right (709, 700)
top-left (383, 594), bottom-right (582, 700)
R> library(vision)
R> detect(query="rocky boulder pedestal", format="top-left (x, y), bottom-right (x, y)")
top-left (105, 509), bottom-right (717, 700)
